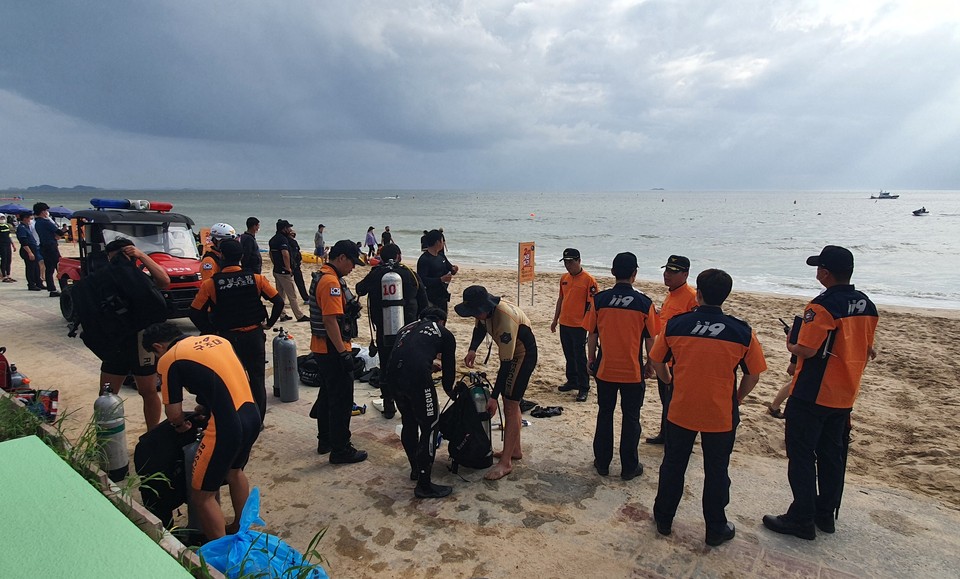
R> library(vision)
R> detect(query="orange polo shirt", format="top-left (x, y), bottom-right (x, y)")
top-left (310, 264), bottom-right (349, 354)
top-left (584, 283), bottom-right (660, 383)
top-left (660, 283), bottom-right (697, 323)
top-left (558, 269), bottom-right (599, 328)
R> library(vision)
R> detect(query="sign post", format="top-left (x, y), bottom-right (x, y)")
top-left (518, 241), bottom-right (535, 306)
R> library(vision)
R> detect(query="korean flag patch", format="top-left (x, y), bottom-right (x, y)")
top-left (202, 262), bottom-right (213, 270)
top-left (330, 286), bottom-right (342, 296)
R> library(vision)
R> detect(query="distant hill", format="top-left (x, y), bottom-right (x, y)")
top-left (24, 185), bottom-right (101, 191)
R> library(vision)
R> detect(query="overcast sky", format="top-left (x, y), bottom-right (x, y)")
top-left (1, 0), bottom-right (958, 190)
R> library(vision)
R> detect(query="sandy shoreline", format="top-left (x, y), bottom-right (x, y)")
top-left (2, 252), bottom-right (959, 576)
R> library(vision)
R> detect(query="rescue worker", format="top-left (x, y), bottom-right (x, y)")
top-left (200, 223), bottom-right (238, 282)
top-left (647, 254), bottom-right (699, 445)
top-left (98, 239), bottom-right (171, 430)
top-left (551, 248), bottom-right (599, 403)
top-left (15, 212), bottom-right (42, 290)
top-left (417, 229), bottom-right (458, 314)
top-left (457, 285), bottom-right (537, 480)
top-left (289, 228), bottom-right (310, 303)
top-left (386, 307), bottom-right (457, 498)
top-left (144, 322), bottom-right (261, 541)
top-left (0, 214), bottom-right (15, 283)
top-left (188, 239), bottom-right (284, 422)
top-left (355, 243), bottom-right (429, 418)
top-left (585, 252), bottom-right (660, 481)
top-left (269, 219), bottom-right (307, 322)
top-left (650, 268), bottom-right (767, 547)
top-left (763, 245), bottom-right (878, 540)
top-left (239, 217), bottom-right (262, 274)
top-left (33, 202), bottom-right (63, 297)
top-left (308, 240), bottom-right (367, 464)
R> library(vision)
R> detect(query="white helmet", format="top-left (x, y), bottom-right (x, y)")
top-left (207, 222), bottom-right (238, 245)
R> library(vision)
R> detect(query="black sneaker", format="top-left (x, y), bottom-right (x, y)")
top-left (415, 482), bottom-right (452, 499)
top-left (762, 514), bottom-right (816, 540)
top-left (330, 445), bottom-right (368, 464)
top-left (645, 435), bottom-right (665, 445)
top-left (705, 522), bottom-right (736, 546)
top-left (576, 391), bottom-right (588, 402)
top-left (49, 291), bottom-right (61, 297)
top-left (815, 514), bottom-right (836, 534)
top-left (519, 399), bottom-right (538, 413)
top-left (317, 440), bottom-right (331, 455)
top-left (557, 383), bottom-right (576, 392)
top-left (279, 314), bottom-right (293, 322)
top-left (655, 518), bottom-right (672, 536)
top-left (621, 463), bottom-right (644, 481)
top-left (594, 460), bottom-right (609, 476)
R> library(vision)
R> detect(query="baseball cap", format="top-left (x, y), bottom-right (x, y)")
top-left (560, 248), bottom-right (581, 261)
top-left (661, 255), bottom-right (690, 272)
top-left (454, 285), bottom-right (501, 318)
top-left (806, 245), bottom-right (854, 274)
top-left (276, 219), bottom-right (292, 231)
top-left (329, 239), bottom-right (363, 265)
top-left (611, 252), bottom-right (639, 278)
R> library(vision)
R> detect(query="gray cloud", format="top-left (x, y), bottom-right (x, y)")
top-left (0, 0), bottom-right (957, 189)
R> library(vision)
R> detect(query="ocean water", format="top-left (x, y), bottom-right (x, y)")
top-left (24, 189), bottom-right (960, 310)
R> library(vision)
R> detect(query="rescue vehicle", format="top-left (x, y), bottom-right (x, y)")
top-left (58, 198), bottom-right (203, 320)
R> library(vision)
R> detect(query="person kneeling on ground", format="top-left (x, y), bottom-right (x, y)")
top-left (385, 307), bottom-right (457, 498)
top-left (144, 322), bottom-right (261, 541)
top-left (456, 285), bottom-right (537, 480)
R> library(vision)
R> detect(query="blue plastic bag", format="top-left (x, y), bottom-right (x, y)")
top-left (199, 487), bottom-right (328, 578)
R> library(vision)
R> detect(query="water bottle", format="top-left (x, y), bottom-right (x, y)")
top-left (94, 384), bottom-right (129, 482)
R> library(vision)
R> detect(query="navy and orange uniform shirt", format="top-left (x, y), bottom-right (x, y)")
top-left (789, 284), bottom-right (878, 409)
top-left (558, 269), bottom-right (599, 329)
top-left (311, 264), bottom-right (348, 355)
top-left (158, 335), bottom-right (255, 415)
top-left (660, 283), bottom-right (698, 323)
top-left (199, 249), bottom-right (222, 281)
top-left (190, 266), bottom-right (279, 331)
top-left (650, 305), bottom-right (767, 432)
top-left (585, 282), bottom-right (660, 383)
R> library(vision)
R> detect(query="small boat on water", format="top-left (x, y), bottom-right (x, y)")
top-left (871, 190), bottom-right (899, 199)
top-left (912, 207), bottom-right (929, 216)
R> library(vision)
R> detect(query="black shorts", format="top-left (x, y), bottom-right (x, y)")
top-left (502, 346), bottom-right (537, 401)
top-left (99, 331), bottom-right (157, 377)
top-left (192, 402), bottom-right (261, 492)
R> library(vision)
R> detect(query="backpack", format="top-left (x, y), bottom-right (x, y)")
top-left (66, 257), bottom-right (167, 359)
top-left (437, 374), bottom-right (494, 472)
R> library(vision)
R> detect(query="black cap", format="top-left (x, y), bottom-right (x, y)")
top-left (806, 245), bottom-right (854, 274)
top-left (329, 239), bottom-right (363, 265)
top-left (219, 239), bottom-right (243, 263)
top-left (611, 252), bottom-right (639, 278)
top-left (560, 248), bottom-right (581, 262)
top-left (454, 285), bottom-right (501, 318)
top-left (661, 255), bottom-right (690, 272)
top-left (276, 219), bottom-right (292, 231)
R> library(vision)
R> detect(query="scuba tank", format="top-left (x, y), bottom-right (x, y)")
top-left (381, 270), bottom-right (404, 347)
top-left (94, 384), bottom-right (129, 482)
top-left (272, 327), bottom-right (299, 402)
top-left (469, 373), bottom-right (493, 443)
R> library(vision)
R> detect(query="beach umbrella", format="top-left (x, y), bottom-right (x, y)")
top-left (48, 205), bottom-right (74, 218)
top-left (0, 203), bottom-right (29, 214)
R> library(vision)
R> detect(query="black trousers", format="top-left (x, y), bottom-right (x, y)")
top-left (393, 370), bottom-right (439, 482)
top-left (0, 243), bottom-right (11, 277)
top-left (653, 421), bottom-right (736, 534)
top-left (221, 328), bottom-right (267, 422)
top-left (559, 324), bottom-right (589, 392)
top-left (784, 397), bottom-right (851, 523)
top-left (40, 243), bottom-right (59, 291)
top-left (655, 377), bottom-right (673, 435)
top-left (375, 336), bottom-right (396, 414)
top-left (593, 378), bottom-right (645, 474)
top-left (19, 248), bottom-right (41, 289)
top-left (292, 265), bottom-right (310, 302)
top-left (310, 352), bottom-right (355, 452)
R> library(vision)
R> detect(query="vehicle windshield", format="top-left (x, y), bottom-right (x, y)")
top-left (102, 222), bottom-right (200, 259)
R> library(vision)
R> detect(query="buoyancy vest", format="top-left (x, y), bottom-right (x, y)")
top-left (308, 269), bottom-right (361, 342)
top-left (211, 270), bottom-right (267, 331)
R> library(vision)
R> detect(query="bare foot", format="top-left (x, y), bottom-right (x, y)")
top-left (493, 450), bottom-right (522, 460)
top-left (484, 463), bottom-right (513, 480)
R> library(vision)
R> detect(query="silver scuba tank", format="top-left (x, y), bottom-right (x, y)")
top-left (381, 270), bottom-right (404, 339)
top-left (94, 384), bottom-right (129, 482)
top-left (272, 327), bottom-right (299, 402)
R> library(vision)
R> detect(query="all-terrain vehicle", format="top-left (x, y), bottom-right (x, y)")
top-left (58, 199), bottom-right (203, 320)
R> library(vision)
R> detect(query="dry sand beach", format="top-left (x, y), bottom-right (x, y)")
top-left (3, 256), bottom-right (960, 577)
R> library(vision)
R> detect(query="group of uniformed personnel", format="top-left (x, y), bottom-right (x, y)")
top-left (552, 244), bottom-right (876, 546)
